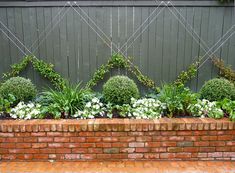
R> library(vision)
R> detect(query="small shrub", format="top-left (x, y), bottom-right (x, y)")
top-left (0, 77), bottom-right (37, 103)
top-left (103, 75), bottom-right (140, 105)
top-left (200, 78), bottom-right (235, 101)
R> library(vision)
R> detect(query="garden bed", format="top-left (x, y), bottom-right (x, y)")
top-left (0, 118), bottom-right (234, 161)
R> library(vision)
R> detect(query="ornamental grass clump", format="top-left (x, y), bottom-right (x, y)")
top-left (0, 77), bottom-right (37, 104)
top-left (200, 78), bottom-right (235, 101)
top-left (103, 75), bottom-right (140, 105)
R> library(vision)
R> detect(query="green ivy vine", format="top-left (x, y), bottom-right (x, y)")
top-left (3, 55), bottom-right (66, 90)
top-left (212, 58), bottom-right (235, 82)
top-left (174, 60), bottom-right (200, 86)
top-left (86, 54), bottom-right (159, 92)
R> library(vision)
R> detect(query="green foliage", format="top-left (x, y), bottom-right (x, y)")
top-left (0, 77), bottom-right (37, 104)
top-left (216, 98), bottom-right (235, 121)
top-left (103, 75), bottom-right (140, 105)
top-left (86, 54), bottom-right (159, 91)
top-left (3, 55), bottom-right (66, 90)
top-left (159, 84), bottom-right (198, 118)
top-left (39, 83), bottom-right (92, 119)
top-left (174, 60), bottom-right (200, 86)
top-left (200, 78), bottom-right (235, 101)
top-left (212, 58), bottom-right (235, 82)
top-left (0, 94), bottom-right (16, 113)
top-left (188, 99), bottom-right (224, 119)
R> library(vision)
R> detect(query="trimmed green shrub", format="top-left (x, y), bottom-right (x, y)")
top-left (103, 75), bottom-right (140, 105)
top-left (200, 78), bottom-right (235, 101)
top-left (0, 77), bottom-right (37, 103)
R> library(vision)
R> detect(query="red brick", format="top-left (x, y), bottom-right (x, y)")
top-left (81, 154), bottom-right (96, 159)
top-left (0, 133), bottom-right (14, 137)
top-left (111, 132), bottom-right (127, 137)
top-left (1, 154), bottom-right (17, 160)
top-left (86, 137), bottom-right (101, 142)
top-left (136, 136), bottom-right (152, 142)
top-left (4, 137), bottom-right (23, 142)
top-left (33, 154), bottom-right (48, 159)
top-left (79, 132), bottom-right (94, 136)
top-left (47, 132), bottom-right (63, 136)
top-left (24, 137), bottom-right (37, 142)
top-left (64, 143), bottom-right (80, 148)
top-left (88, 148), bottom-right (103, 154)
top-left (145, 142), bottom-right (161, 147)
top-left (64, 154), bottom-right (80, 160)
top-left (72, 148), bottom-right (88, 154)
top-left (218, 135), bottom-right (233, 141)
top-left (183, 147), bottom-right (199, 153)
top-left (56, 148), bottom-right (71, 154)
top-left (16, 154), bottom-right (33, 160)
top-left (177, 131), bottom-right (192, 136)
top-left (96, 143), bottom-right (112, 148)
top-left (119, 137), bottom-right (135, 142)
top-left (184, 136), bottom-right (200, 141)
top-left (161, 131), bottom-right (176, 136)
top-left (160, 153), bottom-right (176, 159)
top-left (135, 148), bottom-right (150, 153)
top-left (112, 143), bottom-right (128, 148)
top-left (194, 141), bottom-right (209, 147)
top-left (194, 131), bottom-right (208, 136)
top-left (54, 137), bottom-right (69, 142)
top-left (129, 142), bottom-right (144, 148)
top-left (80, 143), bottom-right (95, 148)
top-left (199, 147), bottom-right (215, 152)
top-left (210, 141), bottom-right (225, 147)
top-left (226, 141), bottom-right (235, 146)
top-left (95, 132), bottom-right (111, 137)
top-left (208, 152), bottom-right (223, 158)
top-left (128, 153), bottom-right (143, 159)
top-left (167, 147), bottom-right (183, 152)
top-left (161, 142), bottom-right (177, 147)
top-left (16, 143), bottom-right (31, 148)
top-left (151, 147), bottom-right (166, 152)
top-left (216, 147), bottom-right (231, 152)
top-left (31, 132), bottom-right (46, 137)
top-left (97, 154), bottom-right (111, 159)
top-left (201, 136), bottom-right (217, 141)
top-left (48, 143), bottom-right (64, 148)
top-left (70, 137), bottom-right (85, 143)
top-left (32, 143), bottom-right (47, 148)
top-left (38, 137), bottom-right (53, 142)
top-left (40, 148), bottom-right (55, 153)
top-left (102, 137), bottom-right (118, 142)
top-left (111, 154), bottom-right (127, 159)
top-left (120, 148), bottom-right (135, 153)
top-left (144, 153), bottom-right (159, 159)
top-left (168, 136), bottom-right (184, 141)
top-left (175, 153), bottom-right (191, 159)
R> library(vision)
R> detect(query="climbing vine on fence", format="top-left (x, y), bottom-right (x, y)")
top-left (3, 56), bottom-right (66, 90)
top-left (174, 60), bottom-right (200, 86)
top-left (86, 54), bottom-right (159, 92)
top-left (212, 58), bottom-right (235, 82)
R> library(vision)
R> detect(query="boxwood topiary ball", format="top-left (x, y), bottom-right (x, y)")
top-left (0, 77), bottom-right (37, 103)
top-left (200, 78), bottom-right (235, 101)
top-left (103, 75), bottom-right (140, 105)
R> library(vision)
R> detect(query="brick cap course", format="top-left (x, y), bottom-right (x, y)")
top-left (0, 118), bottom-right (234, 132)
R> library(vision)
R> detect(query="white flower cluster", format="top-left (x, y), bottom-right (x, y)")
top-left (130, 98), bottom-right (166, 119)
top-left (10, 102), bottom-right (41, 120)
top-left (188, 99), bottom-right (223, 118)
top-left (72, 97), bottom-right (105, 119)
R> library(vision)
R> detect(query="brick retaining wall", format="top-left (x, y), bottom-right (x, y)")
top-left (0, 118), bottom-right (234, 161)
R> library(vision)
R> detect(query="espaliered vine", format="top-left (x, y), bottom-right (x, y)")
top-left (3, 56), bottom-right (66, 90)
top-left (212, 58), bottom-right (235, 82)
top-left (174, 60), bottom-right (200, 86)
top-left (86, 54), bottom-right (159, 91)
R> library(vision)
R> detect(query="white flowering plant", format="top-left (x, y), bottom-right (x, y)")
top-left (10, 102), bottom-right (42, 120)
top-left (188, 99), bottom-right (224, 119)
top-left (72, 97), bottom-right (106, 119)
top-left (129, 98), bottom-right (166, 119)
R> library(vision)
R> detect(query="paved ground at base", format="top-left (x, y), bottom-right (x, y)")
top-left (0, 161), bottom-right (235, 173)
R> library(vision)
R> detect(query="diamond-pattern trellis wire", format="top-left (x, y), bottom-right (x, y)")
top-left (0, 1), bottom-right (235, 72)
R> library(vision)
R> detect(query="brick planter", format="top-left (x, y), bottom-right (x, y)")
top-left (0, 118), bottom-right (234, 161)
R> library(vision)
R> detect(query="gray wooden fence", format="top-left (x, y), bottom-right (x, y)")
top-left (0, 0), bottom-right (234, 92)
